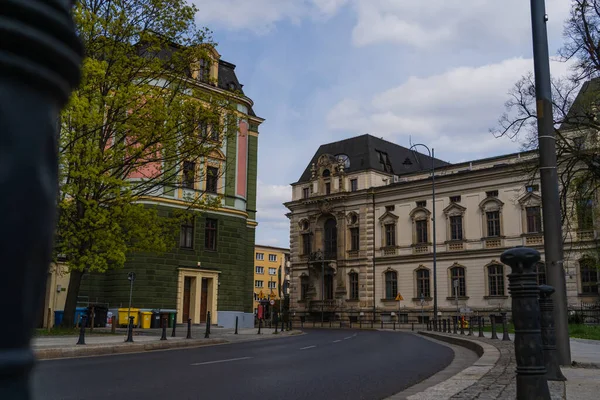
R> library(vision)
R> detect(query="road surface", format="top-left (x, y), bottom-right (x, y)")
top-left (33, 329), bottom-right (454, 400)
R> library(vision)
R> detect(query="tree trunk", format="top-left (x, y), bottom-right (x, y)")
top-left (61, 269), bottom-right (84, 327)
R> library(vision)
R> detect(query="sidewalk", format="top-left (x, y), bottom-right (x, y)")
top-left (33, 327), bottom-right (301, 359)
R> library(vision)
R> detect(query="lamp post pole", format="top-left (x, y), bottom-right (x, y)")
top-left (410, 144), bottom-right (437, 330)
top-left (322, 257), bottom-right (325, 324)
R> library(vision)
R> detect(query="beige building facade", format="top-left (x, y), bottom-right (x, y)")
top-left (285, 134), bottom-right (598, 323)
top-left (253, 245), bottom-right (290, 315)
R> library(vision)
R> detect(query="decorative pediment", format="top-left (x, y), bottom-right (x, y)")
top-left (300, 272), bottom-right (309, 278)
top-left (383, 267), bottom-right (397, 274)
top-left (208, 148), bottom-right (226, 161)
top-left (415, 264), bottom-right (429, 272)
top-left (348, 268), bottom-right (357, 275)
top-left (318, 200), bottom-right (333, 215)
top-left (409, 206), bottom-right (431, 220)
top-left (379, 211), bottom-right (399, 225)
top-left (449, 262), bottom-right (465, 269)
top-left (346, 211), bottom-right (359, 226)
top-left (317, 153), bottom-right (337, 167)
top-left (484, 260), bottom-right (503, 268)
top-left (479, 197), bottom-right (504, 212)
top-left (443, 202), bottom-right (466, 216)
top-left (518, 192), bottom-right (542, 208)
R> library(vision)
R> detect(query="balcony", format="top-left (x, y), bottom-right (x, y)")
top-left (381, 247), bottom-right (397, 256)
top-left (413, 244), bottom-right (428, 254)
top-left (524, 234), bottom-right (543, 246)
top-left (447, 241), bottom-right (464, 251)
top-left (577, 230), bottom-right (595, 241)
top-left (485, 238), bottom-right (502, 249)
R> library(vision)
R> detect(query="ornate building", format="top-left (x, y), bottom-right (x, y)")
top-left (285, 134), bottom-right (598, 323)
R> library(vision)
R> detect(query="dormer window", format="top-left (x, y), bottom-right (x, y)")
top-left (228, 82), bottom-right (236, 91)
top-left (376, 150), bottom-right (393, 173)
top-left (199, 58), bottom-right (210, 83)
top-left (322, 169), bottom-right (331, 177)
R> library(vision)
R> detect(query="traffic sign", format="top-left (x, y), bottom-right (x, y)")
top-left (269, 299), bottom-right (275, 306)
top-left (258, 291), bottom-right (264, 299)
top-left (395, 293), bottom-right (404, 301)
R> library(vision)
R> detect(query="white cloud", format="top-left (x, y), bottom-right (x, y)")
top-left (350, 0), bottom-right (569, 49)
top-left (255, 181), bottom-right (292, 247)
top-left (326, 57), bottom-right (575, 159)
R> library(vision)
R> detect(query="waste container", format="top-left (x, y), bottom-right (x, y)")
top-left (151, 311), bottom-right (161, 329)
top-left (118, 308), bottom-right (140, 327)
top-left (168, 312), bottom-right (176, 328)
top-left (140, 311), bottom-right (152, 329)
top-left (54, 310), bottom-right (64, 327)
top-left (74, 307), bottom-right (87, 326)
top-left (87, 305), bottom-right (108, 328)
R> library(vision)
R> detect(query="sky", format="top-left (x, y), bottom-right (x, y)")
top-left (191, 0), bottom-right (574, 249)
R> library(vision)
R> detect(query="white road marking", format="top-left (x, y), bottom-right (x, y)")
top-left (333, 340), bottom-right (341, 343)
top-left (299, 345), bottom-right (316, 350)
top-left (343, 336), bottom-right (352, 340)
top-left (191, 357), bottom-right (252, 366)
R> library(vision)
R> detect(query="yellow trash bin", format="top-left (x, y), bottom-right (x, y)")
top-left (140, 311), bottom-right (152, 329)
top-left (118, 308), bottom-right (140, 327)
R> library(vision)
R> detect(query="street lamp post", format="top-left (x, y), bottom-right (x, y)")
top-left (410, 144), bottom-right (437, 330)
top-left (454, 278), bottom-right (459, 327)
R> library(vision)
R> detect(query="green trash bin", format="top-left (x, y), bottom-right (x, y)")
top-left (168, 312), bottom-right (175, 328)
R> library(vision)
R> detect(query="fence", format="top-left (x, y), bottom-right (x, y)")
top-left (568, 301), bottom-right (600, 324)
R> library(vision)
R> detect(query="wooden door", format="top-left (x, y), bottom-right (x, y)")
top-left (183, 277), bottom-right (192, 322)
top-left (200, 278), bottom-right (209, 322)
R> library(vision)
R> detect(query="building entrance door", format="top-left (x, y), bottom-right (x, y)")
top-left (200, 278), bottom-right (209, 322)
top-left (183, 277), bottom-right (192, 322)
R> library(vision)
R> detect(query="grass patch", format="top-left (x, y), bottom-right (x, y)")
top-left (34, 327), bottom-right (117, 337)
top-left (569, 324), bottom-right (600, 340)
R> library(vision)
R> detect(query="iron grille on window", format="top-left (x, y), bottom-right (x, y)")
top-left (205, 218), bottom-right (217, 250)
top-left (526, 206), bottom-right (542, 233)
top-left (488, 264), bottom-right (505, 296)
top-left (385, 270), bottom-right (397, 299)
top-left (451, 267), bottom-right (466, 297)
top-left (450, 215), bottom-right (463, 240)
top-left (416, 269), bottom-right (430, 298)
top-left (349, 273), bottom-right (359, 300)
top-left (486, 211), bottom-right (501, 237)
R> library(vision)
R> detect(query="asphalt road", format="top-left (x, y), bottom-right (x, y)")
top-left (32, 329), bottom-right (454, 400)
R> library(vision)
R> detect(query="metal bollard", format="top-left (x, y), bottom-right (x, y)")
top-left (501, 312), bottom-right (511, 341)
top-left (478, 316), bottom-right (484, 338)
top-left (76, 316), bottom-right (87, 345)
top-left (411, 322), bottom-right (414, 331)
top-left (381, 320), bottom-right (384, 329)
top-left (125, 316), bottom-right (134, 343)
top-left (393, 321), bottom-right (396, 331)
top-left (539, 285), bottom-right (566, 381)
top-left (446, 318), bottom-right (450, 333)
top-left (441, 319), bottom-right (445, 332)
top-left (204, 313), bottom-right (211, 339)
top-left (501, 246), bottom-right (550, 400)
top-left (274, 313), bottom-right (279, 334)
top-left (490, 314), bottom-right (498, 339)
top-left (371, 320), bottom-right (373, 329)
top-left (235, 316), bottom-right (238, 334)
top-left (330, 319), bottom-right (332, 328)
top-left (160, 317), bottom-right (167, 341)
top-left (171, 313), bottom-right (177, 337)
top-left (453, 318), bottom-right (457, 334)
top-left (468, 317), bottom-right (474, 336)
top-left (186, 318), bottom-right (192, 339)
top-left (359, 319), bottom-right (362, 329)
top-left (111, 316), bottom-right (117, 334)
top-left (257, 319), bottom-right (262, 334)
top-left (460, 318), bottom-right (465, 335)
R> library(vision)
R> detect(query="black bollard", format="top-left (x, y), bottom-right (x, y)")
top-left (490, 314), bottom-right (499, 339)
top-left (446, 318), bottom-right (450, 333)
top-left (207, 312), bottom-right (211, 335)
top-left (257, 318), bottom-right (262, 334)
top-left (478, 316), bottom-right (485, 338)
top-left (274, 313), bottom-right (279, 334)
top-left (453, 318), bottom-right (457, 334)
top-left (160, 317), bottom-right (167, 341)
top-left (171, 313), bottom-right (177, 337)
top-left (204, 315), bottom-right (210, 339)
top-left (468, 317), bottom-right (474, 336)
top-left (235, 316), bottom-right (238, 334)
top-left (539, 285), bottom-right (566, 381)
top-left (330, 319), bottom-right (332, 328)
top-left (501, 312), bottom-right (511, 341)
top-left (502, 246), bottom-right (550, 400)
top-left (381, 320), bottom-right (384, 329)
top-left (359, 319), bottom-right (362, 329)
top-left (76, 316), bottom-right (87, 345)
top-left (393, 321), bottom-right (396, 331)
top-left (186, 318), bottom-right (192, 339)
top-left (442, 319), bottom-right (446, 332)
top-left (411, 322), bottom-right (414, 331)
top-left (125, 316), bottom-right (134, 343)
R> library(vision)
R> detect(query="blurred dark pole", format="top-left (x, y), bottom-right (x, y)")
top-left (0, 0), bottom-right (82, 398)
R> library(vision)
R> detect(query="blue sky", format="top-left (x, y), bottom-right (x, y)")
top-left (192, 0), bottom-right (573, 248)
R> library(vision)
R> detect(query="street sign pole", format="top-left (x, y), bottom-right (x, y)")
top-left (127, 272), bottom-right (136, 325)
top-left (454, 279), bottom-right (459, 326)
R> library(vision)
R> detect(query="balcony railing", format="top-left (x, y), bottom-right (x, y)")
top-left (414, 245), bottom-right (428, 254)
top-left (524, 235), bottom-right (543, 246)
top-left (485, 238), bottom-right (502, 249)
top-left (382, 247), bottom-right (397, 256)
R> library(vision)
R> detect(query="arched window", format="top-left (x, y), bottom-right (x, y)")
top-left (385, 270), bottom-right (398, 299)
top-left (324, 218), bottom-right (337, 259)
top-left (322, 169), bottom-right (331, 177)
top-left (416, 269), bottom-right (430, 298)
top-left (487, 264), bottom-right (505, 296)
top-left (450, 266), bottom-right (466, 297)
top-left (349, 272), bottom-right (359, 300)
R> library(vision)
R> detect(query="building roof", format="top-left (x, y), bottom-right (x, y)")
top-left (560, 77), bottom-right (600, 130)
top-left (255, 244), bottom-right (290, 253)
top-left (296, 134), bottom-right (450, 183)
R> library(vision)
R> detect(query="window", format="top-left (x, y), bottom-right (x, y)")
top-left (269, 254), bottom-right (277, 262)
top-left (206, 166), bottom-right (219, 193)
top-left (255, 280), bottom-right (264, 288)
top-left (199, 122), bottom-right (208, 138)
top-left (486, 190), bottom-right (499, 198)
top-left (535, 262), bottom-right (546, 286)
top-left (268, 281), bottom-right (276, 289)
top-left (416, 269), bottom-right (430, 298)
top-left (526, 206), bottom-right (542, 233)
top-left (303, 187), bottom-right (310, 199)
top-left (256, 253), bottom-right (264, 261)
top-left (204, 218), bottom-right (217, 250)
top-left (300, 277), bottom-right (309, 300)
top-left (350, 227), bottom-right (360, 251)
top-left (302, 234), bottom-right (311, 255)
top-left (338, 177), bottom-right (343, 189)
top-left (450, 215), bottom-right (463, 240)
top-left (486, 211), bottom-right (501, 237)
top-left (350, 179), bottom-right (358, 192)
top-left (322, 169), bottom-right (331, 177)
top-left (324, 218), bottom-right (337, 260)
top-left (269, 268), bottom-right (276, 275)
top-left (325, 182), bottom-right (331, 194)
top-left (255, 266), bottom-right (264, 274)
top-left (526, 184), bottom-right (539, 193)
top-left (199, 58), bottom-right (210, 82)
top-left (451, 266), bottom-right (466, 297)
top-left (577, 196), bottom-right (594, 231)
top-left (415, 220), bottom-right (428, 244)
top-left (376, 150), bottom-right (393, 173)
top-left (450, 195), bottom-right (461, 203)
top-left (349, 272), bottom-right (359, 300)
top-left (179, 219), bottom-right (194, 249)
top-left (183, 161), bottom-right (195, 189)
top-left (324, 274), bottom-right (334, 299)
top-left (416, 200), bottom-right (427, 208)
top-left (209, 124), bottom-right (219, 141)
top-left (385, 223), bottom-right (396, 247)
top-left (580, 259), bottom-right (599, 295)
top-left (488, 264), bottom-right (505, 296)
top-left (385, 270), bottom-right (398, 299)
top-left (385, 205), bottom-right (395, 212)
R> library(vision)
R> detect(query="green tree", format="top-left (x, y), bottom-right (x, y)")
top-left (57, 0), bottom-right (239, 326)
top-left (492, 0), bottom-right (600, 267)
